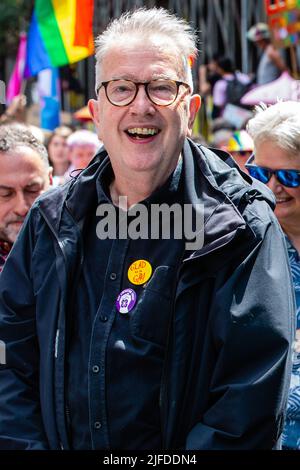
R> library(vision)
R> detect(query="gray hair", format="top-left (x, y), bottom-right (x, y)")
top-left (247, 101), bottom-right (300, 155)
top-left (0, 123), bottom-right (50, 168)
top-left (66, 129), bottom-right (101, 149)
top-left (94, 7), bottom-right (198, 93)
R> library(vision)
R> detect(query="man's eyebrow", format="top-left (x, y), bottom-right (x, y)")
top-left (111, 73), bottom-right (174, 81)
top-left (0, 180), bottom-right (43, 191)
top-left (25, 181), bottom-right (43, 188)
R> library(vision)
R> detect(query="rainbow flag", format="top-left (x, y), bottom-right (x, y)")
top-left (25, 0), bottom-right (94, 77)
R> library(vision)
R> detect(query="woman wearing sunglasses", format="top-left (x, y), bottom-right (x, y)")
top-left (247, 101), bottom-right (300, 450)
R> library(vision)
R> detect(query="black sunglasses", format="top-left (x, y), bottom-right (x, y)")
top-left (245, 154), bottom-right (300, 188)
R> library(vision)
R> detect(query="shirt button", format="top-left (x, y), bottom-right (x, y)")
top-left (94, 421), bottom-right (102, 430)
top-left (110, 272), bottom-right (117, 280)
top-left (100, 314), bottom-right (108, 322)
top-left (92, 365), bottom-right (100, 373)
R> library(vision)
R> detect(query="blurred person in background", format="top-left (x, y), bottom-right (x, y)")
top-left (212, 56), bottom-right (252, 118)
top-left (226, 130), bottom-right (254, 173)
top-left (198, 53), bottom-right (222, 120)
top-left (210, 129), bottom-right (234, 151)
top-left (0, 95), bottom-right (27, 124)
top-left (47, 126), bottom-right (73, 186)
top-left (0, 124), bottom-right (52, 272)
top-left (247, 23), bottom-right (286, 85)
top-left (66, 129), bottom-right (101, 179)
top-left (247, 101), bottom-right (300, 450)
top-left (198, 53), bottom-right (222, 97)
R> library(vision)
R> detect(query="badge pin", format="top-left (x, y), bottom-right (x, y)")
top-left (116, 288), bottom-right (137, 314)
top-left (128, 259), bottom-right (152, 285)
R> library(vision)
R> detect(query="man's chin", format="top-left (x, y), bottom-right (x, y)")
top-left (0, 226), bottom-right (21, 244)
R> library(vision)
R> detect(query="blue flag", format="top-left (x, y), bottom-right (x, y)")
top-left (38, 67), bottom-right (60, 130)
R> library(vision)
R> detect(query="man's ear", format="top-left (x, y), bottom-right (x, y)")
top-left (187, 94), bottom-right (201, 137)
top-left (48, 166), bottom-right (53, 186)
top-left (88, 98), bottom-right (101, 130)
top-left (88, 99), bottom-right (104, 141)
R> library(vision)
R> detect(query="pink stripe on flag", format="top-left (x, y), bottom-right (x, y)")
top-left (6, 33), bottom-right (27, 103)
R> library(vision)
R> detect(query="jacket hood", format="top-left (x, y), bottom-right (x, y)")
top-left (181, 139), bottom-right (275, 258)
top-left (195, 140), bottom-right (275, 208)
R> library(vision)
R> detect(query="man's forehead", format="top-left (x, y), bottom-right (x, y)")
top-left (0, 147), bottom-right (45, 170)
top-left (103, 38), bottom-right (181, 69)
top-left (114, 33), bottom-right (179, 51)
top-left (0, 178), bottom-right (46, 195)
top-left (0, 148), bottom-right (47, 187)
top-left (101, 50), bottom-right (182, 85)
top-left (0, 165), bottom-right (46, 187)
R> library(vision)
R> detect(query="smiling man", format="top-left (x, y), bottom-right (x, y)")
top-left (0, 9), bottom-right (294, 451)
top-left (0, 124), bottom-right (52, 272)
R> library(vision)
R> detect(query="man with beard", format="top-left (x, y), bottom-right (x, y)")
top-left (0, 124), bottom-right (52, 272)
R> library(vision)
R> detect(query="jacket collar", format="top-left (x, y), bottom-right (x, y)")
top-left (37, 140), bottom-right (273, 256)
top-left (37, 148), bottom-right (108, 234)
top-left (181, 139), bottom-right (252, 259)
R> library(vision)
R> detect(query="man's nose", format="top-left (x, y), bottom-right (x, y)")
top-left (129, 85), bottom-right (155, 114)
top-left (14, 192), bottom-right (30, 217)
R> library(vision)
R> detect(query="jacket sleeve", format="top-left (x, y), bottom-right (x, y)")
top-left (186, 212), bottom-right (294, 449)
top-left (0, 211), bottom-right (49, 449)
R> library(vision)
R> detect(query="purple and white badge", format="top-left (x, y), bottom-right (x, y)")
top-left (116, 288), bottom-right (137, 314)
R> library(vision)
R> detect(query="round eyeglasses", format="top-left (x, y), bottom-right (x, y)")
top-left (96, 79), bottom-right (191, 107)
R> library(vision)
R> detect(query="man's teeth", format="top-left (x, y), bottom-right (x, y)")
top-left (127, 128), bottom-right (158, 135)
top-left (276, 198), bottom-right (290, 202)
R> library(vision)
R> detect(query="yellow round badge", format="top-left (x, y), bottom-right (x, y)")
top-left (128, 259), bottom-right (152, 285)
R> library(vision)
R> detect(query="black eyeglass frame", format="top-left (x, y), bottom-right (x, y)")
top-left (96, 79), bottom-right (191, 107)
top-left (245, 153), bottom-right (300, 188)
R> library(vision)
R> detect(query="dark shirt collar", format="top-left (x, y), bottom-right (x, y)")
top-left (0, 240), bottom-right (12, 272)
top-left (0, 240), bottom-right (12, 255)
top-left (96, 157), bottom-right (183, 206)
